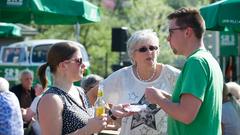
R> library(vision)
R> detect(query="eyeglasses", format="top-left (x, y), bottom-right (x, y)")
top-left (136, 45), bottom-right (158, 53)
top-left (168, 27), bottom-right (187, 36)
top-left (65, 58), bottom-right (83, 65)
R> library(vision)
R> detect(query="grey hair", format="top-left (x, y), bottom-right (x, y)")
top-left (0, 77), bottom-right (9, 92)
top-left (81, 74), bottom-right (103, 93)
top-left (19, 69), bottom-right (34, 81)
top-left (226, 82), bottom-right (240, 99)
top-left (127, 29), bottom-right (160, 65)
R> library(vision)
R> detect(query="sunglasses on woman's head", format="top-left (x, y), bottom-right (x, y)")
top-left (136, 45), bottom-right (158, 53)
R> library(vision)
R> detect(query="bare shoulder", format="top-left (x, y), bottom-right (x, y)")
top-left (38, 94), bottom-right (63, 135)
top-left (38, 93), bottom-right (63, 111)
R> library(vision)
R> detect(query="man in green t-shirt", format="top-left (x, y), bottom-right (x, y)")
top-left (145, 7), bottom-right (223, 135)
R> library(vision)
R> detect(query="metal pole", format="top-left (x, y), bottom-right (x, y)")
top-left (105, 52), bottom-right (108, 77)
top-left (75, 23), bottom-right (80, 42)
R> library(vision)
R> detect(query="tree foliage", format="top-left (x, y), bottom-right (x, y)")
top-left (165, 0), bottom-right (210, 9)
top-left (33, 0), bottom-right (210, 77)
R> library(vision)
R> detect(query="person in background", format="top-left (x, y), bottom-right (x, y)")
top-left (0, 77), bottom-right (24, 135)
top-left (81, 74), bottom-right (103, 105)
top-left (225, 82), bottom-right (240, 102)
top-left (145, 8), bottom-right (223, 135)
top-left (37, 42), bottom-right (130, 135)
top-left (82, 74), bottom-right (127, 131)
top-left (25, 84), bottom-right (45, 135)
top-left (10, 69), bottom-right (36, 128)
top-left (101, 29), bottom-right (180, 135)
top-left (4, 48), bottom-right (14, 62)
top-left (222, 82), bottom-right (240, 135)
top-left (10, 69), bottom-right (35, 110)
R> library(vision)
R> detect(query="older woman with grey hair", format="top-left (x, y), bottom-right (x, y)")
top-left (102, 29), bottom-right (181, 135)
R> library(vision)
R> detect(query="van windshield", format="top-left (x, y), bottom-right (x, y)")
top-left (1, 47), bottom-right (27, 63)
top-left (32, 44), bottom-right (50, 63)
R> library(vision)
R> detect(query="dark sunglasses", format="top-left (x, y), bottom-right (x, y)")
top-left (136, 46), bottom-right (158, 53)
top-left (66, 58), bottom-right (83, 65)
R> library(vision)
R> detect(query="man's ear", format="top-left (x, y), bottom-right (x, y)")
top-left (185, 27), bottom-right (193, 38)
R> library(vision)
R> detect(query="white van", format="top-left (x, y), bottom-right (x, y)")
top-left (0, 39), bottom-right (90, 86)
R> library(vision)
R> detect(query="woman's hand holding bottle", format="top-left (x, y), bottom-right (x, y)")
top-left (85, 114), bottom-right (108, 134)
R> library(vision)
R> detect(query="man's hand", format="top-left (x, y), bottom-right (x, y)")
top-left (111, 104), bottom-right (134, 118)
top-left (144, 87), bottom-right (167, 104)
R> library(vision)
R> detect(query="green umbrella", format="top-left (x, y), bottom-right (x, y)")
top-left (200, 0), bottom-right (240, 32)
top-left (0, 0), bottom-right (100, 25)
top-left (0, 23), bottom-right (21, 37)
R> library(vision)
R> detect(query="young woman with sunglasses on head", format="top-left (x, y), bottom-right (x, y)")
top-left (100, 29), bottom-right (181, 135)
top-left (37, 42), bottom-right (108, 135)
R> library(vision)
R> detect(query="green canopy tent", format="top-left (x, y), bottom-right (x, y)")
top-left (200, 0), bottom-right (240, 32)
top-left (0, 0), bottom-right (101, 41)
top-left (0, 23), bottom-right (21, 37)
top-left (0, 0), bottom-right (100, 24)
top-left (200, 0), bottom-right (240, 82)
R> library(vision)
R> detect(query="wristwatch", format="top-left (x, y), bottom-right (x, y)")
top-left (108, 110), bottom-right (117, 120)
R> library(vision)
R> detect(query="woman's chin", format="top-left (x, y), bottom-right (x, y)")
top-left (74, 75), bottom-right (83, 82)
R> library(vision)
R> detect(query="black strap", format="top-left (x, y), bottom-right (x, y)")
top-left (108, 110), bottom-right (117, 120)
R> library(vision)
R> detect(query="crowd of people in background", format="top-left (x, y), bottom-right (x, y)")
top-left (0, 7), bottom-right (240, 135)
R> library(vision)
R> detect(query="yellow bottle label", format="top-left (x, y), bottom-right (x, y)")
top-left (95, 106), bottom-right (105, 117)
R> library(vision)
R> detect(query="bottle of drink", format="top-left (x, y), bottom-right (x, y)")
top-left (94, 83), bottom-right (105, 117)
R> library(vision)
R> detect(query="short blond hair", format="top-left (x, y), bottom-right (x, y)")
top-left (127, 29), bottom-right (159, 65)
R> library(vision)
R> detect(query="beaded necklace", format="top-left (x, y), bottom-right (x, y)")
top-left (136, 66), bottom-right (156, 82)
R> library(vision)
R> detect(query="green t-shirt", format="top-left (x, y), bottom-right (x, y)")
top-left (168, 49), bottom-right (223, 135)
